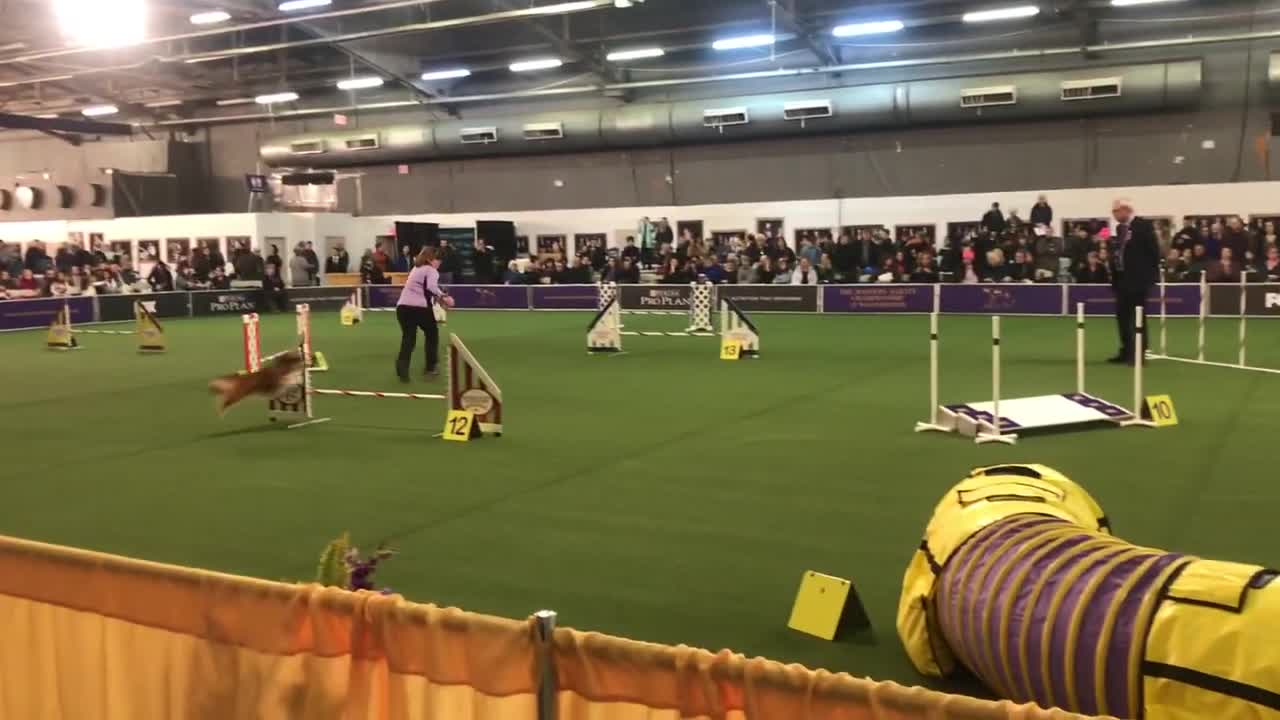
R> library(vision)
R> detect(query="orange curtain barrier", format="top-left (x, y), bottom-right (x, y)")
top-left (0, 533), bottom-right (1106, 720)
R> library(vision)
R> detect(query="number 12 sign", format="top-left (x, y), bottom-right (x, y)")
top-left (443, 410), bottom-right (479, 441)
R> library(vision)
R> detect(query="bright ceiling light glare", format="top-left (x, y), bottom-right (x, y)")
top-left (712, 34), bottom-right (776, 51)
top-left (420, 68), bottom-right (471, 81)
top-left (605, 47), bottom-right (664, 62)
top-left (962, 5), bottom-right (1040, 23)
top-left (215, 97), bottom-right (254, 106)
top-left (336, 76), bottom-right (384, 90)
top-left (528, 1), bottom-right (599, 14)
top-left (1110, 0), bottom-right (1183, 5)
top-left (144, 99), bottom-right (183, 107)
top-left (54, 0), bottom-right (146, 48)
top-left (189, 10), bottom-right (231, 25)
top-left (81, 105), bottom-right (119, 117)
top-left (277, 0), bottom-right (332, 12)
top-left (832, 20), bottom-right (905, 37)
top-left (509, 57), bottom-right (564, 72)
top-left (254, 91), bottom-right (299, 104)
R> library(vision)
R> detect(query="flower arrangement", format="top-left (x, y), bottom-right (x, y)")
top-left (315, 532), bottom-right (396, 592)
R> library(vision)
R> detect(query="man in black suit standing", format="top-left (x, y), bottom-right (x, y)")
top-left (1109, 198), bottom-right (1160, 365)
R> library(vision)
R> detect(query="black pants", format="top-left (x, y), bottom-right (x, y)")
top-left (1113, 287), bottom-right (1150, 360)
top-left (396, 304), bottom-right (439, 378)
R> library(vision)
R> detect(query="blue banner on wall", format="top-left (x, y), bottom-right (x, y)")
top-left (531, 284), bottom-right (598, 310)
top-left (823, 285), bottom-right (935, 313)
top-left (0, 296), bottom-right (93, 331)
top-left (940, 284), bottom-right (1063, 315)
top-left (1067, 284), bottom-right (1202, 317)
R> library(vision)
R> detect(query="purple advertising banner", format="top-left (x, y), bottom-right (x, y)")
top-left (367, 285), bottom-right (402, 309)
top-left (531, 284), bottom-right (598, 310)
top-left (448, 285), bottom-right (529, 310)
top-left (941, 284), bottom-right (1063, 315)
top-left (1067, 284), bottom-right (1201, 317)
top-left (823, 285), bottom-right (935, 313)
top-left (0, 296), bottom-right (93, 331)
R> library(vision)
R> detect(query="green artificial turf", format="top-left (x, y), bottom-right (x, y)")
top-left (0, 308), bottom-right (1277, 693)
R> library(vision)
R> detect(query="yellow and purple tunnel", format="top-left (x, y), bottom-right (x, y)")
top-left (897, 464), bottom-right (1280, 720)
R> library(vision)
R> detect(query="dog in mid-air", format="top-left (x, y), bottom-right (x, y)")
top-left (208, 351), bottom-right (305, 416)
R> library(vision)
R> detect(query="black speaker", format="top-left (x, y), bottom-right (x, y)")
top-left (394, 221), bottom-right (439, 257)
top-left (281, 171), bottom-right (335, 186)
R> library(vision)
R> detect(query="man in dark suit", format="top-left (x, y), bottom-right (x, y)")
top-left (1109, 198), bottom-right (1160, 365)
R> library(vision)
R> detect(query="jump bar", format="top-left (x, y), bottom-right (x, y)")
top-left (312, 389), bottom-right (446, 400)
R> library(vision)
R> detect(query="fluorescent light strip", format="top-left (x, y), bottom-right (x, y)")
top-left (144, 99), bottom-right (183, 107)
top-left (336, 76), bottom-right (384, 90)
top-left (278, 0), bottom-right (331, 11)
top-left (81, 105), bottom-right (119, 117)
top-left (606, 47), bottom-right (664, 62)
top-left (1111, 0), bottom-right (1183, 5)
top-left (832, 20), bottom-right (904, 37)
top-left (216, 97), bottom-right (254, 106)
top-left (712, 34), bottom-right (775, 51)
top-left (255, 91), bottom-right (299, 104)
top-left (420, 68), bottom-right (471, 81)
top-left (510, 58), bottom-right (563, 72)
top-left (963, 5), bottom-right (1040, 22)
top-left (528, 1), bottom-right (598, 14)
top-left (189, 10), bottom-right (231, 25)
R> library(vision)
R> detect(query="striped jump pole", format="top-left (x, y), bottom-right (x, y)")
top-left (312, 389), bottom-right (445, 400)
top-left (1239, 273), bottom-right (1248, 368)
top-left (242, 313), bottom-right (262, 372)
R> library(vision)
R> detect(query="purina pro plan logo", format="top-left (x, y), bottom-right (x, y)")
top-left (1267, 292), bottom-right (1280, 309)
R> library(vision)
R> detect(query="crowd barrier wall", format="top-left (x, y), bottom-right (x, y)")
top-left (2, 283), bottom-right (1277, 332)
top-left (0, 533), bottom-right (1099, 720)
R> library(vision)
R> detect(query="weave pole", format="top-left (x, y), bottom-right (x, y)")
top-left (1197, 271), bottom-right (1207, 362)
top-left (976, 316), bottom-right (1017, 445)
top-left (1239, 273), bottom-right (1248, 368)
top-left (1122, 307), bottom-right (1157, 428)
top-left (1076, 302), bottom-right (1086, 395)
top-left (312, 389), bottom-right (445, 400)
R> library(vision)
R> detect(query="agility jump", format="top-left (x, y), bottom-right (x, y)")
top-left (1147, 272), bottom-right (1280, 376)
top-left (588, 289), bottom-right (759, 357)
top-left (916, 298), bottom-right (1153, 444)
top-left (597, 282), bottom-right (715, 335)
top-left (47, 300), bottom-right (165, 353)
top-left (242, 303), bottom-right (328, 374)
top-left (267, 334), bottom-right (504, 437)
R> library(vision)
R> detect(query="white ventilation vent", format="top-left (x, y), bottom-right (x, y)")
top-left (289, 140), bottom-right (325, 155)
top-left (1061, 77), bottom-right (1123, 101)
top-left (460, 126), bottom-right (499, 144)
top-left (703, 107), bottom-right (750, 131)
top-left (523, 122), bottom-right (564, 141)
top-left (343, 135), bottom-right (380, 151)
top-left (960, 85), bottom-right (1017, 109)
top-left (783, 100), bottom-right (833, 122)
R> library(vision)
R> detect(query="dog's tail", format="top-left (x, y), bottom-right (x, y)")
top-left (208, 375), bottom-right (243, 416)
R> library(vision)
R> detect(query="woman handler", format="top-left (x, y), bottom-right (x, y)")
top-left (395, 247), bottom-right (454, 382)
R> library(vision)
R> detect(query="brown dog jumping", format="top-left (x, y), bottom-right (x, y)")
top-left (209, 351), bottom-right (306, 416)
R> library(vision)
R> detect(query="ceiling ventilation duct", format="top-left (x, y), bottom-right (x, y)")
top-left (783, 100), bottom-right (833, 122)
top-left (1061, 77), bottom-right (1123, 101)
top-left (523, 122), bottom-right (564, 141)
top-left (260, 60), bottom-right (1202, 168)
top-left (343, 135), bottom-right (380, 150)
top-left (289, 139), bottom-right (325, 155)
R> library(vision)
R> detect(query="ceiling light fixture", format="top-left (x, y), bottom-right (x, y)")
top-left (420, 68), bottom-right (472, 81)
top-left (962, 5), bottom-right (1040, 22)
top-left (1110, 0), bottom-right (1183, 5)
top-left (189, 10), bottom-right (231, 25)
top-left (54, 0), bottom-right (146, 48)
top-left (278, 0), bottom-right (332, 12)
top-left (81, 105), bottom-right (119, 117)
top-left (832, 20), bottom-right (905, 37)
top-left (509, 57), bottom-right (563, 72)
top-left (255, 91), bottom-right (299, 104)
top-left (144, 99), bottom-right (183, 108)
top-left (606, 47), bottom-right (665, 61)
top-left (336, 76), bottom-right (384, 90)
top-left (528, 1), bottom-right (599, 14)
top-left (712, 34), bottom-right (775, 51)
top-left (216, 97), bottom-right (254, 106)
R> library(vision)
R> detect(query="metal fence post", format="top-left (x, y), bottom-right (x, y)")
top-left (534, 609), bottom-right (558, 720)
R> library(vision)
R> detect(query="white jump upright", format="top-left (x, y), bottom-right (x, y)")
top-left (914, 287), bottom-right (947, 434)
top-left (1076, 302), bottom-right (1086, 395)
top-left (1121, 307), bottom-right (1157, 429)
top-left (1239, 273), bottom-right (1248, 368)
top-left (975, 316), bottom-right (1017, 446)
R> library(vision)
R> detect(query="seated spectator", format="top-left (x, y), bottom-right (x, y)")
top-left (94, 266), bottom-right (124, 295)
top-left (1010, 249), bottom-right (1037, 283)
top-left (614, 257), bottom-right (641, 284)
top-left (984, 249), bottom-right (1013, 283)
top-left (621, 237), bottom-right (640, 264)
top-left (562, 257), bottom-right (592, 284)
top-left (774, 237), bottom-right (796, 266)
top-left (1186, 243), bottom-right (1210, 280)
top-left (722, 258), bottom-right (740, 284)
top-left (791, 257), bottom-right (819, 285)
top-left (0, 269), bottom-right (10, 290)
top-left (45, 271), bottom-right (69, 297)
top-left (148, 260), bottom-right (174, 292)
top-left (876, 256), bottom-right (900, 284)
top-left (660, 257), bottom-right (691, 284)
top-left (208, 267), bottom-right (231, 290)
top-left (16, 268), bottom-right (40, 296)
top-left (1075, 251), bottom-right (1110, 284)
top-left (1205, 247), bottom-right (1241, 283)
top-left (773, 257), bottom-right (794, 284)
top-left (910, 253), bottom-right (940, 283)
top-left (262, 263), bottom-right (287, 312)
top-left (175, 265), bottom-right (202, 291)
top-left (501, 261), bottom-right (524, 285)
top-left (1259, 244), bottom-right (1279, 280)
top-left (1163, 249), bottom-right (1187, 283)
top-left (1171, 218), bottom-right (1200, 253)
top-left (700, 256), bottom-right (726, 283)
top-left (959, 249), bottom-right (980, 284)
top-left (750, 255), bottom-right (775, 284)
top-left (817, 253), bottom-right (835, 283)
top-left (521, 261), bottom-right (544, 285)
